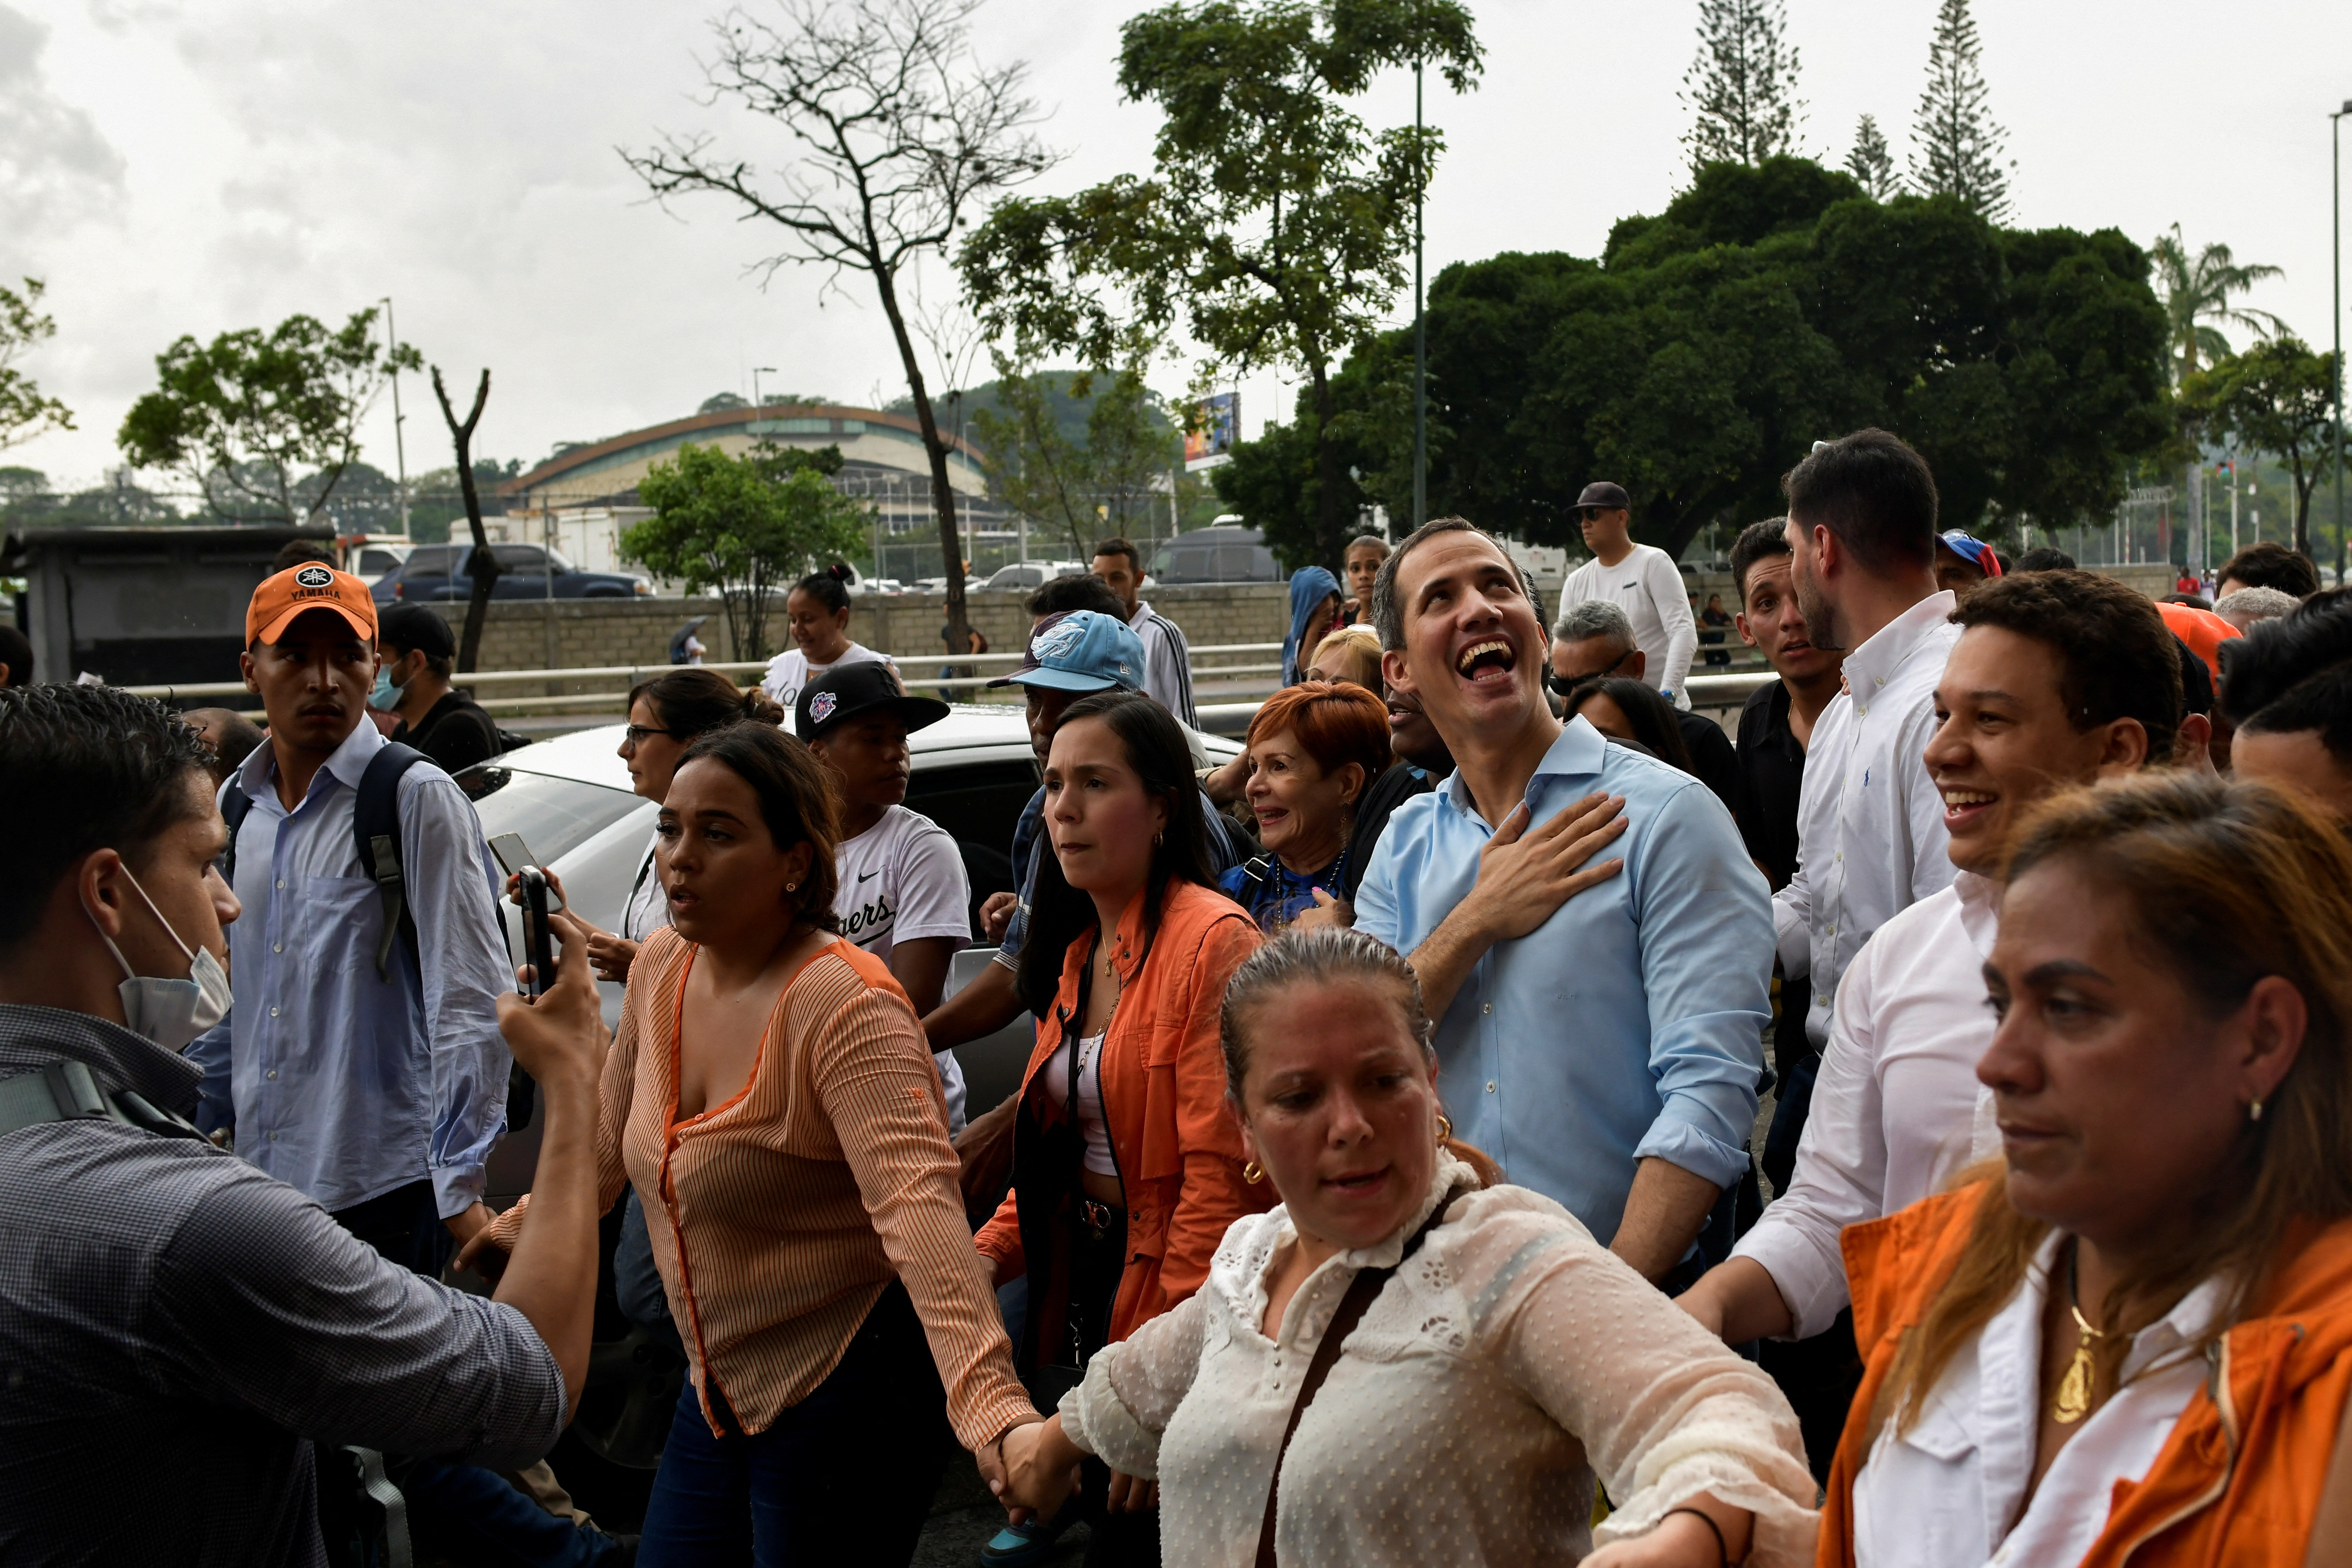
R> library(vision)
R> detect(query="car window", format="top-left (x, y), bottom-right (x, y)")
top-left (904, 758), bottom-right (1038, 916)
top-left (492, 544), bottom-right (547, 571)
top-left (456, 768), bottom-right (646, 867)
top-left (403, 546), bottom-right (460, 577)
top-left (356, 549), bottom-right (401, 576)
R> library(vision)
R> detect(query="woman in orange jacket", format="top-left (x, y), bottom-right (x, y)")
top-left (1818, 773), bottom-right (2352, 1568)
top-left (975, 690), bottom-right (1266, 1564)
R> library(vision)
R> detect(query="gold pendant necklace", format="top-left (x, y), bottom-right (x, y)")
top-left (2052, 1243), bottom-right (2104, 1426)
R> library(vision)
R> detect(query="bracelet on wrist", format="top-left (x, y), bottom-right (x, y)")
top-left (1663, 1506), bottom-right (1730, 1567)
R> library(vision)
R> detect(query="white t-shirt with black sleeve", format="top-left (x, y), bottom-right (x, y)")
top-left (758, 643), bottom-right (894, 711)
top-left (833, 804), bottom-right (974, 1131)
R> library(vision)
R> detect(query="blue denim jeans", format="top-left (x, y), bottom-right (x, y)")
top-left (403, 1462), bottom-right (624, 1567)
top-left (637, 1282), bottom-right (953, 1566)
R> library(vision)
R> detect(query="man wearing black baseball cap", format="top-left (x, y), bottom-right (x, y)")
top-left (796, 664), bottom-right (977, 1128)
top-left (376, 604), bottom-right (502, 775)
top-left (1558, 479), bottom-right (1700, 710)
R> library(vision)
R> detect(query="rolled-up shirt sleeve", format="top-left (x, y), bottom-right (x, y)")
top-left (146, 1162), bottom-right (566, 1469)
top-left (1351, 827), bottom-right (1403, 951)
top-left (400, 771), bottom-right (514, 1219)
top-left (1629, 783), bottom-right (1771, 1189)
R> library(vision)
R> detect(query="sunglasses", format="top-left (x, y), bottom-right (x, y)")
top-left (621, 724), bottom-right (684, 748)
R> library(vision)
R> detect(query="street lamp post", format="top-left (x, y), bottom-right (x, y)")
top-left (2333, 102), bottom-right (2348, 586)
top-left (751, 366), bottom-right (779, 413)
top-left (379, 296), bottom-right (409, 540)
top-left (1411, 53), bottom-right (1426, 535)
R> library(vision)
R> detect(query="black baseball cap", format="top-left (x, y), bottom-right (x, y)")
top-left (796, 660), bottom-right (950, 741)
top-left (1576, 482), bottom-right (1631, 511)
top-left (378, 603), bottom-right (456, 659)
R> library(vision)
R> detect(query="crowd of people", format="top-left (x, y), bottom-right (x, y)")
top-left (9, 424), bottom-right (2352, 1568)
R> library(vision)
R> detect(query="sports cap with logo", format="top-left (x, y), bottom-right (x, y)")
top-left (246, 563), bottom-right (378, 647)
top-left (1937, 530), bottom-right (2003, 577)
top-left (987, 609), bottom-right (1144, 694)
top-left (795, 660), bottom-right (950, 741)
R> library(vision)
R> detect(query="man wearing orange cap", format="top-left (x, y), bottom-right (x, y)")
top-left (189, 564), bottom-right (513, 1274)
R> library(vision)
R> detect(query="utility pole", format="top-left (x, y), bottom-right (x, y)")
top-left (752, 366), bottom-right (778, 411)
top-left (380, 296), bottom-right (409, 539)
top-left (2334, 101), bottom-right (2348, 586)
top-left (2230, 454), bottom-right (2240, 559)
top-left (1411, 49), bottom-right (1427, 536)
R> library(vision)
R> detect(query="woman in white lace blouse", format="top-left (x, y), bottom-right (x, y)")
top-left (995, 927), bottom-right (1817, 1566)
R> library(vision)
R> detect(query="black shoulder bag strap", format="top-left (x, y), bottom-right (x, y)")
top-left (354, 744), bottom-right (429, 982)
top-left (1253, 1182), bottom-right (1468, 1568)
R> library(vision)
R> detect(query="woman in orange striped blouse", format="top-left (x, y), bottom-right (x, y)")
top-left (463, 723), bottom-right (1035, 1564)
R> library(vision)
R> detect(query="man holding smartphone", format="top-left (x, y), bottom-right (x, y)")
top-left (190, 565), bottom-right (513, 1273)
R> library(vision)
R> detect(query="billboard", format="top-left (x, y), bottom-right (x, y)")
top-left (1183, 392), bottom-right (1239, 472)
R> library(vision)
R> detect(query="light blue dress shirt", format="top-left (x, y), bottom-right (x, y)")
top-left (1354, 716), bottom-right (1772, 1245)
top-left (189, 720), bottom-right (513, 1218)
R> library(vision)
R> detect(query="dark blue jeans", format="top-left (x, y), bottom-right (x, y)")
top-left (639, 1282), bottom-right (953, 1566)
top-left (403, 1462), bottom-right (625, 1567)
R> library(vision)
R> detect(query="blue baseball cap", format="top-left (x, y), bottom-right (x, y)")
top-left (988, 609), bottom-right (1144, 693)
top-left (1938, 530), bottom-right (2003, 577)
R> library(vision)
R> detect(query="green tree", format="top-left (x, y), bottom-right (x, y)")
top-left (1679, 0), bottom-right (1803, 173)
top-left (117, 307), bottom-right (419, 524)
top-left (970, 366), bottom-right (1185, 557)
top-left (2149, 223), bottom-right (2284, 385)
top-left (1910, 0), bottom-right (2012, 222)
top-left (0, 279), bottom-right (74, 452)
top-left (621, 442), bottom-right (870, 661)
top-left (1257, 158), bottom-right (2170, 558)
top-left (2183, 338), bottom-right (2347, 557)
top-left (1844, 113), bottom-right (1899, 199)
top-left (622, 0), bottom-right (1060, 663)
top-left (960, 0), bottom-right (1482, 575)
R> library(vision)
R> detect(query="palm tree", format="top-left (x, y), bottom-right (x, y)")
top-left (2150, 224), bottom-right (2285, 385)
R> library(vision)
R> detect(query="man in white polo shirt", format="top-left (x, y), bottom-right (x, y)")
top-left (1558, 480), bottom-right (1699, 709)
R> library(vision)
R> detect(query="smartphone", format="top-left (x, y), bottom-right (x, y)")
top-left (519, 867), bottom-right (558, 999)
top-left (487, 833), bottom-right (535, 878)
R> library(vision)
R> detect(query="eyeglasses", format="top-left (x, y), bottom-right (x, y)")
top-left (621, 724), bottom-right (684, 748)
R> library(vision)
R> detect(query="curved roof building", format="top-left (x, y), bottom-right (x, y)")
top-left (495, 403), bottom-right (994, 533)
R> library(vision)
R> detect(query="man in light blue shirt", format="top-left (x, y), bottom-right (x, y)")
top-left (1352, 518), bottom-right (1772, 1282)
top-left (191, 565), bottom-right (512, 1272)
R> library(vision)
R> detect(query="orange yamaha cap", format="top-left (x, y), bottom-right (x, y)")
top-left (246, 563), bottom-right (378, 647)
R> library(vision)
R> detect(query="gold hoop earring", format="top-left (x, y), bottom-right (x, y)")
top-left (2250, 1098), bottom-right (2266, 1124)
top-left (1436, 1111), bottom-right (1454, 1145)
top-left (1242, 1160), bottom-right (1265, 1184)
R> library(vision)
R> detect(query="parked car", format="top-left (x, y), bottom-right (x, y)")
top-left (371, 541), bottom-right (653, 604)
top-left (343, 539), bottom-right (413, 580)
top-left (979, 559), bottom-right (1086, 593)
top-left (1148, 524), bottom-right (1281, 585)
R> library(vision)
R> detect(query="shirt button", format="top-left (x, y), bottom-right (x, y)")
top-left (268, 1131), bottom-right (279, 1141)
top-left (273, 943), bottom-right (283, 953)
top-left (1485, 1081), bottom-right (1497, 1094)
top-left (266, 1069), bottom-right (278, 1080)
top-left (1834, 852), bottom-right (1842, 862)
top-left (269, 1006), bottom-right (279, 1018)
top-left (1482, 1003), bottom-right (1492, 1015)
top-left (275, 880), bottom-right (285, 890)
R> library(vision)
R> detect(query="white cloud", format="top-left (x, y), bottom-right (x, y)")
top-left (2, 0), bottom-right (2348, 495)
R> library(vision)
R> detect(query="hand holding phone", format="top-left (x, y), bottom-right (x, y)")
top-left (520, 867), bottom-right (559, 999)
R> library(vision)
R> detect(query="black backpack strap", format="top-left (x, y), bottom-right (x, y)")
top-left (1236, 855), bottom-right (1274, 910)
top-left (1253, 1182), bottom-right (1468, 1568)
top-left (355, 744), bottom-right (430, 983)
top-left (0, 1060), bottom-right (211, 1144)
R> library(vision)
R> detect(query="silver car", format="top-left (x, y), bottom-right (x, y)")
top-left (456, 706), bottom-right (1241, 1199)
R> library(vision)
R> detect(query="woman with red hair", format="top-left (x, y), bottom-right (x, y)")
top-left (1218, 680), bottom-right (1392, 932)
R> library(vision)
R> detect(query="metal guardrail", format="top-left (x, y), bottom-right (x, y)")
top-left (116, 642), bottom-right (1294, 714)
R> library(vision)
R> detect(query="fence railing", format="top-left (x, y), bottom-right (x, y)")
top-left (118, 646), bottom-right (1775, 723)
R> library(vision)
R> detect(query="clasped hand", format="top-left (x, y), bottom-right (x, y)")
top-left (987, 1416), bottom-right (1156, 1523)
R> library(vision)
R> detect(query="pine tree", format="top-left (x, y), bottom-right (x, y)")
top-left (1910, 0), bottom-right (2012, 220)
top-left (1679, 0), bottom-right (1805, 172)
top-left (1845, 113), bottom-right (1900, 199)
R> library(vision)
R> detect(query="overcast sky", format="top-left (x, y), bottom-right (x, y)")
top-left (5, 0), bottom-right (2350, 496)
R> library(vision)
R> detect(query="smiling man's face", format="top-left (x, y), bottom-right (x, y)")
top-left (1379, 529), bottom-right (1549, 753)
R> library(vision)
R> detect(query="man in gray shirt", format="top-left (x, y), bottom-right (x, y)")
top-left (0, 682), bottom-right (606, 1567)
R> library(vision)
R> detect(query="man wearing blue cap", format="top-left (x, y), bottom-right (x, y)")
top-left (1933, 530), bottom-right (2003, 597)
top-left (920, 610), bottom-right (1237, 1063)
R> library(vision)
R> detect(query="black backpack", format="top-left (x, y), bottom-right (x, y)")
top-left (219, 745), bottom-right (534, 1129)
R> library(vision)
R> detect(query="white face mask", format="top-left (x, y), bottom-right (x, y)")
top-left (86, 867), bottom-right (233, 1054)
